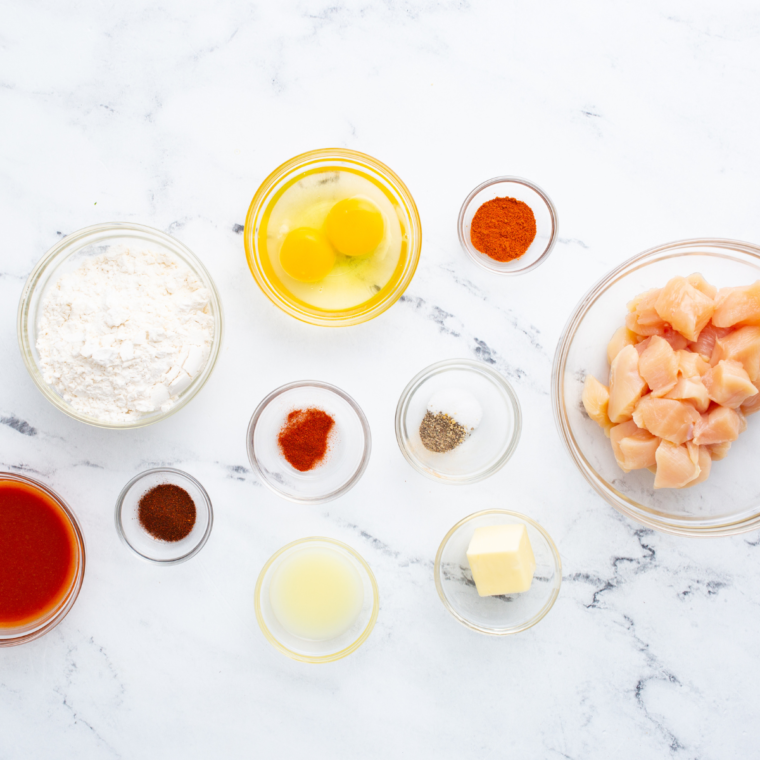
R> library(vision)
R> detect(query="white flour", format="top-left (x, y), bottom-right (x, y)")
top-left (36, 247), bottom-right (215, 423)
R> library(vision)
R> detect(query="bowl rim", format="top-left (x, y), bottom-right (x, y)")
top-left (246, 380), bottom-right (372, 504)
top-left (114, 467), bottom-right (214, 565)
top-left (434, 509), bottom-right (562, 636)
top-left (457, 175), bottom-right (558, 276)
top-left (17, 221), bottom-right (224, 430)
top-left (243, 147), bottom-right (422, 327)
top-left (552, 237), bottom-right (760, 537)
top-left (0, 472), bottom-right (86, 646)
top-left (394, 358), bottom-right (522, 484)
top-left (254, 536), bottom-right (380, 663)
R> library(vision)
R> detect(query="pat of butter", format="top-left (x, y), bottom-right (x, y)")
top-left (466, 524), bottom-right (536, 596)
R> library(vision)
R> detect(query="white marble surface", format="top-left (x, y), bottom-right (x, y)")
top-left (2, 1), bottom-right (760, 757)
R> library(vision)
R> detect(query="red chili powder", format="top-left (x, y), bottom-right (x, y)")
top-left (470, 196), bottom-right (537, 262)
top-left (278, 408), bottom-right (335, 472)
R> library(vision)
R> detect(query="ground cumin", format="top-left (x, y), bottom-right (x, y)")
top-left (470, 196), bottom-right (537, 262)
top-left (138, 484), bottom-right (196, 542)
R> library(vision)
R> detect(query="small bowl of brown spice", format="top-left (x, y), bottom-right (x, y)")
top-left (115, 468), bottom-right (213, 565)
top-left (458, 176), bottom-right (557, 276)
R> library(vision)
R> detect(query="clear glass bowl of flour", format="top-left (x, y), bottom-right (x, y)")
top-left (17, 223), bottom-right (223, 429)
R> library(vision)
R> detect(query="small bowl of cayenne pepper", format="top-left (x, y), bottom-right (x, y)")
top-left (457, 176), bottom-right (558, 276)
top-left (115, 468), bottom-right (213, 564)
top-left (247, 380), bottom-right (372, 504)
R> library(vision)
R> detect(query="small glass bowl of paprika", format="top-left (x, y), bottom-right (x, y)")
top-left (457, 176), bottom-right (558, 276)
top-left (115, 468), bottom-right (214, 565)
top-left (247, 381), bottom-right (372, 504)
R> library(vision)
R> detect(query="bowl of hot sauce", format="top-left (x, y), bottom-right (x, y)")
top-left (0, 473), bottom-right (85, 646)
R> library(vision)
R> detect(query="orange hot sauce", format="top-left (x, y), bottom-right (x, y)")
top-left (0, 479), bottom-right (78, 628)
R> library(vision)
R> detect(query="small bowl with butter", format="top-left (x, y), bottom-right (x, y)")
top-left (435, 509), bottom-right (561, 635)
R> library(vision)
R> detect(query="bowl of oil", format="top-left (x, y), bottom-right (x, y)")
top-left (244, 148), bottom-right (422, 327)
top-left (254, 537), bottom-right (379, 663)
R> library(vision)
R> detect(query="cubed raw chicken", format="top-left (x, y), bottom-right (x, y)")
top-left (655, 276), bottom-right (715, 342)
top-left (582, 375), bottom-right (612, 435)
top-left (663, 376), bottom-right (710, 413)
top-left (607, 326), bottom-right (638, 365)
top-left (702, 360), bottom-right (759, 408)
top-left (741, 388), bottom-right (760, 416)
top-left (608, 345), bottom-right (648, 423)
top-left (692, 406), bottom-right (743, 446)
top-left (711, 326), bottom-right (760, 382)
top-left (589, 276), bottom-right (760, 488)
top-left (638, 336), bottom-right (678, 396)
top-left (691, 323), bottom-right (731, 360)
top-left (712, 281), bottom-right (760, 328)
top-left (654, 440), bottom-right (701, 489)
top-left (632, 395), bottom-right (701, 444)
top-left (676, 349), bottom-right (710, 378)
top-left (686, 273), bottom-right (717, 300)
top-left (626, 289), bottom-right (668, 337)
top-left (706, 441), bottom-right (731, 460)
top-left (684, 443), bottom-right (712, 487)
top-left (610, 421), bottom-right (659, 472)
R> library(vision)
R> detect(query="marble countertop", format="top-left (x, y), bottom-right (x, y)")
top-left (2, 2), bottom-right (760, 758)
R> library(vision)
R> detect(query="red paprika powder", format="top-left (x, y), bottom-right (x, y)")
top-left (278, 408), bottom-right (335, 472)
top-left (470, 196), bottom-right (536, 262)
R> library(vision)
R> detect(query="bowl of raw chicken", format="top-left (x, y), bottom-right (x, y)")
top-left (553, 239), bottom-right (760, 537)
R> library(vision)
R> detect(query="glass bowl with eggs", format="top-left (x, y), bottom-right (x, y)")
top-left (244, 148), bottom-right (422, 327)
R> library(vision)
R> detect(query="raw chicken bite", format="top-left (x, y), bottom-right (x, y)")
top-left (607, 326), bottom-right (637, 365)
top-left (625, 289), bottom-right (667, 337)
top-left (632, 395), bottom-right (701, 444)
top-left (609, 421), bottom-right (658, 472)
top-left (638, 336), bottom-right (678, 396)
top-left (741, 388), bottom-right (760, 416)
top-left (608, 344), bottom-right (648, 423)
top-left (676, 349), bottom-right (710, 378)
top-left (663, 376), bottom-right (710, 413)
top-left (684, 443), bottom-right (712, 488)
top-left (702, 360), bottom-right (759, 409)
top-left (654, 440), bottom-right (701, 489)
top-left (686, 273), bottom-right (717, 300)
top-left (706, 441), bottom-right (731, 460)
top-left (712, 281), bottom-right (760, 328)
top-left (655, 276), bottom-right (715, 342)
top-left (692, 406), bottom-right (743, 446)
top-left (691, 323), bottom-right (732, 360)
top-left (710, 326), bottom-right (760, 383)
top-left (582, 375), bottom-right (612, 435)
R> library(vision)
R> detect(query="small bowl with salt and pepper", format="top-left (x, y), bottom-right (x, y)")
top-left (115, 468), bottom-right (214, 565)
top-left (457, 176), bottom-right (558, 276)
top-left (395, 359), bottom-right (521, 484)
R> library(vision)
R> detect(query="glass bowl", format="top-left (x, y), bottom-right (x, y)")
top-left (457, 176), bottom-right (557, 275)
top-left (553, 238), bottom-right (760, 537)
top-left (244, 148), bottom-right (422, 327)
top-left (247, 381), bottom-right (371, 504)
top-left (115, 468), bottom-right (213, 564)
top-left (395, 359), bottom-right (521, 484)
top-left (17, 222), bottom-right (223, 429)
top-left (255, 537), bottom-right (379, 663)
top-left (435, 509), bottom-right (561, 635)
top-left (0, 472), bottom-right (86, 647)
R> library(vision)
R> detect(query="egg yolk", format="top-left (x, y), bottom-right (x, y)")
top-left (280, 228), bottom-right (337, 283)
top-left (324, 198), bottom-right (384, 257)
